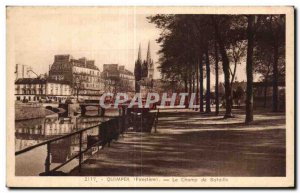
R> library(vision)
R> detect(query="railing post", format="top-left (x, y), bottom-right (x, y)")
top-left (78, 131), bottom-right (83, 172)
top-left (44, 143), bottom-right (51, 174)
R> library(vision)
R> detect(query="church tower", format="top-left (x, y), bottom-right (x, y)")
top-left (134, 43), bottom-right (142, 93)
top-left (146, 41), bottom-right (154, 79)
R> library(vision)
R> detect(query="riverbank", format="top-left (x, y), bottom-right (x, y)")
top-left (15, 103), bottom-right (56, 121)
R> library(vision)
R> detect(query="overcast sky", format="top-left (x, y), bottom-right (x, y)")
top-left (9, 7), bottom-right (161, 78)
top-left (8, 7), bottom-right (255, 85)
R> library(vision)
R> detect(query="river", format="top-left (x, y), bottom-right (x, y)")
top-left (15, 110), bottom-right (113, 176)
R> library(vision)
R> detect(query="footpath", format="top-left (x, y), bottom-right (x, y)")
top-left (70, 108), bottom-right (286, 176)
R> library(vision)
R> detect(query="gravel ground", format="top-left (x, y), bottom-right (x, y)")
top-left (70, 108), bottom-right (286, 176)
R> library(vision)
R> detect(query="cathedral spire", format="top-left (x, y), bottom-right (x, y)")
top-left (146, 41), bottom-right (154, 79)
top-left (146, 41), bottom-right (151, 65)
top-left (134, 43), bottom-right (143, 93)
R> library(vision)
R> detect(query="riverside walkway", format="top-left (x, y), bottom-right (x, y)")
top-left (70, 108), bottom-right (286, 176)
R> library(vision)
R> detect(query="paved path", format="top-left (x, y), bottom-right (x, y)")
top-left (70, 109), bottom-right (286, 176)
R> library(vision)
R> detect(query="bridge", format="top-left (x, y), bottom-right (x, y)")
top-left (79, 102), bottom-right (103, 116)
top-left (78, 100), bottom-right (132, 116)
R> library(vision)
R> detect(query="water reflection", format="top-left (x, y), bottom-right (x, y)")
top-left (16, 115), bottom-right (107, 149)
top-left (15, 111), bottom-right (110, 175)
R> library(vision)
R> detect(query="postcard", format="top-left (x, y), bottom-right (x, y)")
top-left (6, 6), bottom-right (294, 188)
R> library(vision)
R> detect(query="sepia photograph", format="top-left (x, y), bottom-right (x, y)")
top-left (6, 6), bottom-right (294, 188)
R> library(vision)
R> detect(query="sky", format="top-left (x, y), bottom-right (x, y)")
top-left (8, 7), bottom-right (255, 85)
top-left (8, 7), bottom-right (161, 78)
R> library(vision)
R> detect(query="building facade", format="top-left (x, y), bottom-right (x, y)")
top-left (102, 64), bottom-right (135, 93)
top-left (49, 55), bottom-right (103, 99)
top-left (15, 78), bottom-right (72, 102)
top-left (119, 65), bottom-right (135, 92)
top-left (15, 55), bottom-right (136, 102)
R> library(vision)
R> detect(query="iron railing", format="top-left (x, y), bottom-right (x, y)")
top-left (15, 107), bottom-right (129, 176)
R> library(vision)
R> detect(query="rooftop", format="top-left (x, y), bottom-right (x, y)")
top-left (15, 78), bottom-right (47, 84)
top-left (54, 55), bottom-right (99, 71)
top-left (15, 78), bottom-right (70, 85)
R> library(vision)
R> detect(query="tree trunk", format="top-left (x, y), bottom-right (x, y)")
top-left (212, 16), bottom-right (233, 118)
top-left (205, 49), bottom-right (211, 113)
top-left (245, 15), bottom-right (254, 123)
top-left (189, 67), bottom-right (192, 103)
top-left (264, 83), bottom-right (268, 108)
top-left (192, 64), bottom-right (196, 110)
top-left (264, 65), bottom-right (271, 108)
top-left (184, 76), bottom-right (188, 108)
top-left (214, 40), bottom-right (219, 115)
top-left (192, 64), bottom-right (195, 93)
top-left (230, 61), bottom-right (238, 109)
top-left (184, 76), bottom-right (188, 93)
top-left (230, 60), bottom-right (238, 86)
top-left (196, 60), bottom-right (199, 111)
top-left (192, 66), bottom-right (195, 105)
top-left (199, 54), bottom-right (204, 112)
top-left (272, 42), bottom-right (279, 112)
top-left (135, 81), bottom-right (140, 93)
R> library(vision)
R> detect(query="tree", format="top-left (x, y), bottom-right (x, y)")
top-left (254, 41), bottom-right (273, 108)
top-left (141, 60), bottom-right (148, 78)
top-left (189, 15), bottom-right (213, 113)
top-left (195, 58), bottom-right (199, 111)
top-left (245, 15), bottom-right (255, 123)
top-left (148, 14), bottom-right (285, 119)
top-left (211, 16), bottom-right (233, 118)
top-left (199, 54), bottom-right (204, 112)
top-left (228, 40), bottom-right (247, 87)
top-left (134, 58), bottom-right (142, 93)
top-left (234, 86), bottom-right (244, 107)
top-left (205, 49), bottom-right (211, 113)
top-left (148, 15), bottom-right (202, 108)
top-left (255, 15), bottom-right (285, 112)
top-left (268, 16), bottom-right (285, 112)
top-left (253, 15), bottom-right (286, 111)
top-left (214, 39), bottom-right (220, 115)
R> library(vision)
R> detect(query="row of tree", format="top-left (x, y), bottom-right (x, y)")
top-left (148, 14), bottom-right (285, 123)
